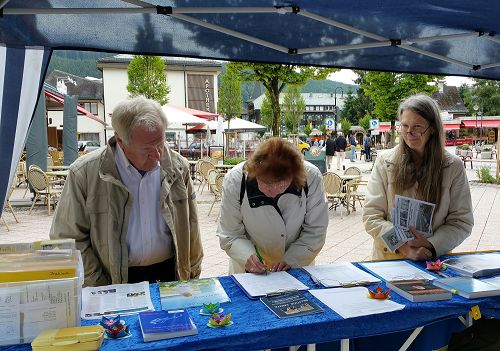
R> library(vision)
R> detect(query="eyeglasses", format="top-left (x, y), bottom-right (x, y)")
top-left (399, 124), bottom-right (431, 137)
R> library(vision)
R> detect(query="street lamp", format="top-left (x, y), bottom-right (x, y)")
top-left (473, 104), bottom-right (483, 145)
top-left (333, 87), bottom-right (343, 132)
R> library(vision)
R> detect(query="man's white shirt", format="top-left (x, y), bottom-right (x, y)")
top-left (115, 144), bottom-right (173, 266)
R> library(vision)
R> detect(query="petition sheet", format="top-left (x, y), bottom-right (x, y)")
top-left (81, 281), bottom-right (153, 319)
top-left (382, 195), bottom-right (435, 251)
top-left (310, 287), bottom-right (405, 319)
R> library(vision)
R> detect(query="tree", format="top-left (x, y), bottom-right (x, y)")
top-left (340, 118), bottom-right (352, 136)
top-left (359, 114), bottom-right (371, 131)
top-left (302, 123), bottom-right (312, 137)
top-left (472, 79), bottom-right (500, 116)
top-left (229, 62), bottom-right (336, 136)
top-left (218, 65), bottom-right (243, 155)
top-left (282, 85), bottom-right (305, 134)
top-left (340, 85), bottom-right (375, 125)
top-left (259, 91), bottom-right (274, 130)
top-left (127, 55), bottom-right (170, 105)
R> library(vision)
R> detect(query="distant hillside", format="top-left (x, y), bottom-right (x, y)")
top-left (301, 79), bottom-right (358, 93)
top-left (47, 50), bottom-right (108, 79)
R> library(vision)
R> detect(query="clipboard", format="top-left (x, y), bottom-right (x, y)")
top-left (231, 271), bottom-right (309, 299)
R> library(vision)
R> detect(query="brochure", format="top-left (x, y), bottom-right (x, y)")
top-left (231, 271), bottom-right (308, 299)
top-left (359, 260), bottom-right (436, 282)
top-left (159, 278), bottom-right (230, 310)
top-left (432, 277), bottom-right (500, 299)
top-left (139, 309), bottom-right (197, 342)
top-left (260, 291), bottom-right (323, 319)
top-left (442, 253), bottom-right (500, 278)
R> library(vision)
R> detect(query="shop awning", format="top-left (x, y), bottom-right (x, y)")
top-left (443, 122), bottom-right (461, 131)
top-left (462, 119), bottom-right (500, 128)
top-left (44, 89), bottom-right (107, 125)
top-left (376, 124), bottom-right (392, 133)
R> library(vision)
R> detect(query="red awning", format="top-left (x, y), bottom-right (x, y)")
top-left (443, 123), bottom-right (461, 131)
top-left (44, 90), bottom-right (107, 125)
top-left (462, 120), bottom-right (500, 128)
top-left (168, 105), bottom-right (218, 119)
top-left (376, 125), bottom-right (392, 133)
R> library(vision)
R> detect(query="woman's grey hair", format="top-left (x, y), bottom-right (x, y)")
top-left (111, 96), bottom-right (167, 144)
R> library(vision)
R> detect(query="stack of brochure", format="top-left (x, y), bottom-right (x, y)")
top-left (0, 240), bottom-right (83, 346)
top-left (159, 278), bottom-right (230, 310)
top-left (442, 253), bottom-right (500, 278)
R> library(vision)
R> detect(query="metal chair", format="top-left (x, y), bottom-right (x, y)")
top-left (27, 165), bottom-right (63, 215)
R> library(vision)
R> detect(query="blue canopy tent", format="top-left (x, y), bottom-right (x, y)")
top-left (0, 0), bottom-right (499, 213)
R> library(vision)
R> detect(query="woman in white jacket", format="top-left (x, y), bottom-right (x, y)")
top-left (363, 94), bottom-right (473, 261)
top-left (217, 138), bottom-right (329, 274)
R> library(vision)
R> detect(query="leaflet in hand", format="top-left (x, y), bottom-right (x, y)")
top-left (382, 195), bottom-right (435, 251)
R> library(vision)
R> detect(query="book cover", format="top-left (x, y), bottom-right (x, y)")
top-left (138, 310), bottom-right (197, 342)
top-left (386, 279), bottom-right (452, 302)
top-left (443, 254), bottom-right (500, 278)
top-left (260, 292), bottom-right (324, 319)
top-left (433, 277), bottom-right (500, 299)
top-left (159, 278), bottom-right (230, 310)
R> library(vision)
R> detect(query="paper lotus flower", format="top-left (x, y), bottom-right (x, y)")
top-left (367, 286), bottom-right (391, 300)
top-left (208, 312), bottom-right (233, 327)
top-left (202, 303), bottom-right (220, 314)
top-left (100, 315), bottom-right (131, 339)
top-left (426, 259), bottom-right (445, 271)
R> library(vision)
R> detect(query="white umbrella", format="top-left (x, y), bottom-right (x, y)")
top-left (223, 117), bottom-right (266, 132)
top-left (215, 116), bottom-right (224, 146)
top-left (162, 105), bottom-right (207, 129)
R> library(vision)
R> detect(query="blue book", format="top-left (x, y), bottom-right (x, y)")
top-left (138, 309), bottom-right (197, 342)
top-left (433, 277), bottom-right (500, 299)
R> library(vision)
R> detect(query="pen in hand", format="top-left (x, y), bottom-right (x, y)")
top-left (254, 245), bottom-right (267, 274)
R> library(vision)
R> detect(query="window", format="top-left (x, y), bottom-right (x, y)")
top-left (83, 102), bottom-right (98, 115)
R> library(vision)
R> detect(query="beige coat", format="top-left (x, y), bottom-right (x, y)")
top-left (50, 138), bottom-right (203, 286)
top-left (363, 148), bottom-right (473, 260)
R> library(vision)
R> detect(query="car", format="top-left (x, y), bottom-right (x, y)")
top-left (78, 140), bottom-right (101, 152)
top-left (180, 141), bottom-right (203, 159)
top-left (298, 140), bottom-right (310, 154)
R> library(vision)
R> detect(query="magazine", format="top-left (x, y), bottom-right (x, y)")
top-left (260, 291), bottom-right (323, 319)
top-left (159, 278), bottom-right (230, 310)
top-left (139, 309), bottom-right (197, 342)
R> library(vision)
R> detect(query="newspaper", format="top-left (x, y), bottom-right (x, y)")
top-left (81, 281), bottom-right (153, 319)
top-left (382, 195), bottom-right (435, 252)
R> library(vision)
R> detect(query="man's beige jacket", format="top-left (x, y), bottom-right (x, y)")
top-left (50, 138), bottom-right (203, 286)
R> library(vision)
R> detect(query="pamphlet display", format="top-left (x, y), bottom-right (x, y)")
top-left (159, 278), bottom-right (230, 310)
top-left (138, 309), bottom-right (197, 342)
top-left (0, 240), bottom-right (83, 346)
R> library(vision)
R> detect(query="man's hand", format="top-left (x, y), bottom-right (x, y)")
top-left (268, 261), bottom-right (291, 272)
top-left (245, 254), bottom-right (267, 274)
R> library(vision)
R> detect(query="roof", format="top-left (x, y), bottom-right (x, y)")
top-left (44, 70), bottom-right (103, 100)
top-left (432, 85), bottom-right (469, 114)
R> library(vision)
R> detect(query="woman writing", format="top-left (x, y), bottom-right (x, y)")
top-left (217, 138), bottom-right (328, 274)
top-left (363, 94), bottom-right (473, 261)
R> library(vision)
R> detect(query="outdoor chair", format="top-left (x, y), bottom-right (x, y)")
top-left (214, 173), bottom-right (225, 221)
top-left (197, 160), bottom-right (215, 194)
top-left (207, 169), bottom-right (223, 218)
top-left (15, 161), bottom-right (26, 188)
top-left (27, 165), bottom-right (63, 215)
top-left (345, 178), bottom-right (366, 214)
top-left (344, 166), bottom-right (361, 176)
top-left (193, 159), bottom-right (204, 184)
top-left (322, 172), bottom-right (346, 216)
top-left (1, 181), bottom-right (20, 231)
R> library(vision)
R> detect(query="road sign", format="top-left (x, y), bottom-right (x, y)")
top-left (369, 119), bottom-right (380, 130)
top-left (325, 118), bottom-right (334, 130)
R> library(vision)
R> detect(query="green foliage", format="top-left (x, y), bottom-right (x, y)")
top-left (320, 125), bottom-right (327, 135)
top-left (259, 90), bottom-right (274, 130)
top-left (282, 85), bottom-right (305, 134)
top-left (470, 79), bottom-right (500, 116)
top-left (224, 157), bottom-right (245, 165)
top-left (48, 50), bottom-right (105, 78)
top-left (127, 55), bottom-right (170, 105)
top-left (461, 143), bottom-right (471, 150)
top-left (359, 114), bottom-right (371, 131)
top-left (340, 86), bottom-right (374, 125)
top-left (302, 123), bottom-right (312, 136)
top-left (476, 166), bottom-right (497, 184)
top-left (229, 62), bottom-right (337, 136)
top-left (218, 65), bottom-right (243, 119)
top-left (360, 72), bottom-right (440, 122)
top-left (340, 118), bottom-right (352, 136)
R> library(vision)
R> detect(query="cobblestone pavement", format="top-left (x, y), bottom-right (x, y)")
top-left (1, 156), bottom-right (499, 279)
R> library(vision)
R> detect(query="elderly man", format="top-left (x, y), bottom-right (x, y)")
top-left (50, 96), bottom-right (203, 286)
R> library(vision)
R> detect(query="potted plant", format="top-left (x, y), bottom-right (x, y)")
top-left (481, 147), bottom-right (492, 159)
top-left (460, 144), bottom-right (470, 156)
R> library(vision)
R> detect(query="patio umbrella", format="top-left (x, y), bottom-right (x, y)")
top-left (215, 117), bottom-right (224, 146)
top-left (162, 105), bottom-right (208, 130)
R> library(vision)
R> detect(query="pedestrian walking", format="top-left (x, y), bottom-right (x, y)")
top-left (348, 132), bottom-right (357, 162)
top-left (334, 132), bottom-right (347, 170)
top-left (325, 134), bottom-right (336, 170)
top-left (364, 132), bottom-right (372, 161)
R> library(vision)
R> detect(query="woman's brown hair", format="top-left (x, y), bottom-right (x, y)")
top-left (245, 137), bottom-right (307, 190)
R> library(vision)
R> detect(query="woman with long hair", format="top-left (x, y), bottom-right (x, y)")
top-left (363, 94), bottom-right (473, 261)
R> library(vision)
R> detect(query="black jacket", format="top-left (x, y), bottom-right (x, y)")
top-left (335, 136), bottom-right (347, 151)
top-left (325, 138), bottom-right (336, 156)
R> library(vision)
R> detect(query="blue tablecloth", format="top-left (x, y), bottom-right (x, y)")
top-left (4, 255), bottom-right (500, 350)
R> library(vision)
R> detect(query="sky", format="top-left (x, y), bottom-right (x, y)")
top-left (328, 69), bottom-right (474, 87)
